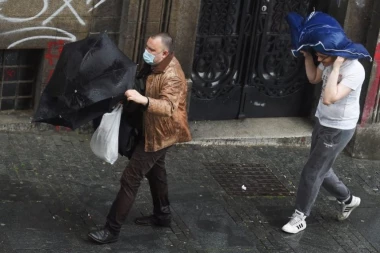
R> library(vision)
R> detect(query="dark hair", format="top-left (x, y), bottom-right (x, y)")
top-left (150, 32), bottom-right (174, 53)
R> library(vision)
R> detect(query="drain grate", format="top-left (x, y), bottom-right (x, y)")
top-left (204, 163), bottom-right (293, 196)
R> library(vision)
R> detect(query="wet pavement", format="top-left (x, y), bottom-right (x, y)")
top-left (0, 131), bottom-right (380, 253)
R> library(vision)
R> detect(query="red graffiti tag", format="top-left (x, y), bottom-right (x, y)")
top-left (45, 40), bottom-right (65, 66)
top-left (44, 40), bottom-right (71, 132)
top-left (5, 69), bottom-right (16, 80)
top-left (361, 43), bottom-right (380, 126)
top-left (44, 40), bottom-right (64, 83)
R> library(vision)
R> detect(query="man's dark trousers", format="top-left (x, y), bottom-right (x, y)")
top-left (106, 139), bottom-right (170, 234)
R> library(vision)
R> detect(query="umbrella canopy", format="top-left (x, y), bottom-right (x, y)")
top-left (286, 11), bottom-right (372, 60)
top-left (33, 33), bottom-right (137, 129)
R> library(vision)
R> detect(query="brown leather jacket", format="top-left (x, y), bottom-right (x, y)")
top-left (143, 54), bottom-right (191, 152)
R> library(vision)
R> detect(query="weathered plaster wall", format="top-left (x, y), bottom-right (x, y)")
top-left (0, 0), bottom-right (123, 49)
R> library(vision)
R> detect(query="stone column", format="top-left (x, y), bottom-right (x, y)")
top-left (121, 0), bottom-right (201, 76)
top-left (167, 0), bottom-right (201, 112)
top-left (167, 0), bottom-right (201, 77)
top-left (119, 0), bottom-right (149, 62)
top-left (346, 0), bottom-right (380, 159)
top-left (120, 0), bottom-right (201, 112)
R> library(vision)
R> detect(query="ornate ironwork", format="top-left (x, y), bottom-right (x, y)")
top-left (246, 0), bottom-right (311, 97)
top-left (190, 0), bottom-right (315, 119)
top-left (198, 0), bottom-right (239, 35)
top-left (191, 0), bottom-right (243, 99)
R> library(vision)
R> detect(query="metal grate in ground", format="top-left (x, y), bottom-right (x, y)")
top-left (204, 163), bottom-right (293, 196)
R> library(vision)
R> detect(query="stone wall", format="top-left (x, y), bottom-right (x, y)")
top-left (119, 0), bottom-right (200, 114)
top-left (121, 0), bottom-right (201, 76)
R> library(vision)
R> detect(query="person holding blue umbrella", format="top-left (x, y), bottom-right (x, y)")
top-left (282, 11), bottom-right (372, 234)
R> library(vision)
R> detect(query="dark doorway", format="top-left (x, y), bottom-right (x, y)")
top-left (190, 0), bottom-right (316, 120)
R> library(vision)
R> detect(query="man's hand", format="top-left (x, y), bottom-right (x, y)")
top-left (125, 89), bottom-right (148, 106)
top-left (301, 50), bottom-right (322, 84)
top-left (323, 56), bottom-right (350, 105)
top-left (333, 56), bottom-right (345, 69)
top-left (300, 50), bottom-right (311, 58)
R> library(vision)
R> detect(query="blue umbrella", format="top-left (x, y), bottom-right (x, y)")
top-left (286, 11), bottom-right (372, 61)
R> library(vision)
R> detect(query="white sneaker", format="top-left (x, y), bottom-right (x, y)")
top-left (337, 195), bottom-right (361, 221)
top-left (282, 210), bottom-right (307, 234)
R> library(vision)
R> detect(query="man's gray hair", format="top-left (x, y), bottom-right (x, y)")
top-left (151, 32), bottom-right (174, 53)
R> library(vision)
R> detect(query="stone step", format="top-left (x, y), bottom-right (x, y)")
top-left (0, 111), bottom-right (313, 146)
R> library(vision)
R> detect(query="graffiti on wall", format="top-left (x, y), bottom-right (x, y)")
top-left (0, 0), bottom-right (108, 48)
top-left (45, 40), bottom-right (65, 82)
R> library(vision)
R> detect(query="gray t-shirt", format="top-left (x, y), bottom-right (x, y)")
top-left (315, 59), bottom-right (365, 130)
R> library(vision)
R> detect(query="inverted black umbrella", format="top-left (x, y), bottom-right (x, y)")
top-left (33, 33), bottom-right (137, 129)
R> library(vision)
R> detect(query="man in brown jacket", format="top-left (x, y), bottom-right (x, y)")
top-left (88, 33), bottom-right (191, 244)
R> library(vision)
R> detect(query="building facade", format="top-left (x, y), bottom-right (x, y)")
top-left (0, 0), bottom-right (379, 158)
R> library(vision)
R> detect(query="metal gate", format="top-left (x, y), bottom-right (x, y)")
top-left (190, 0), bottom-right (316, 120)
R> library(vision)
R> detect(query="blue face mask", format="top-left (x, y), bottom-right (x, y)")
top-left (143, 49), bottom-right (156, 65)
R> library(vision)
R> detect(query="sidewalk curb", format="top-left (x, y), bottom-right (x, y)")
top-left (0, 123), bottom-right (311, 147)
top-left (0, 115), bottom-right (312, 147)
top-left (180, 136), bottom-right (311, 147)
top-left (0, 122), bottom-right (93, 134)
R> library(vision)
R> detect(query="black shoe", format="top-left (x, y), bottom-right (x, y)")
top-left (134, 215), bottom-right (171, 227)
top-left (88, 228), bottom-right (119, 244)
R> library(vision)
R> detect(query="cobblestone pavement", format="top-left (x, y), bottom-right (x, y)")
top-left (0, 132), bottom-right (380, 253)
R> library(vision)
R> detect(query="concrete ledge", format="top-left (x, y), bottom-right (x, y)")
top-left (347, 123), bottom-right (380, 160)
top-left (183, 136), bottom-right (311, 147)
top-left (187, 117), bottom-right (313, 147)
top-left (0, 111), bottom-right (313, 147)
top-left (0, 110), bottom-right (93, 134)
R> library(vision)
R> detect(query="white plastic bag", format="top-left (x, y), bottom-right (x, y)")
top-left (90, 104), bottom-right (122, 164)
